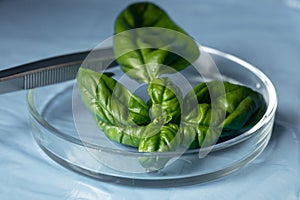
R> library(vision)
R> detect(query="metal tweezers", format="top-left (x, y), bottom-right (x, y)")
top-left (0, 47), bottom-right (116, 94)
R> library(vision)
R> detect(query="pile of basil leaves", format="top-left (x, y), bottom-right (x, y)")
top-left (77, 2), bottom-right (266, 170)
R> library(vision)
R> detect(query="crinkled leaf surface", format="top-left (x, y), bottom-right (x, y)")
top-left (77, 68), bottom-right (150, 126)
top-left (181, 81), bottom-right (267, 148)
top-left (114, 2), bottom-right (200, 83)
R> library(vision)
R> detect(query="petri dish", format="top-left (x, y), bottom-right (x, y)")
top-left (27, 46), bottom-right (277, 187)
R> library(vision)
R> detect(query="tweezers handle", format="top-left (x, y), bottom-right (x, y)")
top-left (0, 48), bottom-right (115, 94)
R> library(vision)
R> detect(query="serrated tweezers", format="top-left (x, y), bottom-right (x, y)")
top-left (0, 48), bottom-right (115, 94)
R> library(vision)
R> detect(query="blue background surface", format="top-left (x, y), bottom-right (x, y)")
top-left (0, 0), bottom-right (300, 199)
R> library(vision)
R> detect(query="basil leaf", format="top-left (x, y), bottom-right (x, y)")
top-left (181, 103), bottom-right (225, 130)
top-left (138, 123), bottom-right (179, 152)
top-left (114, 2), bottom-right (200, 83)
top-left (181, 104), bottom-right (225, 148)
top-left (184, 82), bottom-right (211, 105)
top-left (180, 125), bottom-right (199, 149)
top-left (188, 81), bottom-right (266, 130)
top-left (138, 123), bottom-right (180, 170)
top-left (182, 81), bottom-right (267, 148)
top-left (128, 93), bottom-right (151, 125)
top-left (211, 82), bottom-right (266, 131)
top-left (77, 67), bottom-right (150, 126)
top-left (181, 125), bottom-right (221, 149)
top-left (97, 119), bottom-right (176, 148)
top-left (97, 120), bottom-right (146, 147)
top-left (148, 77), bottom-right (182, 123)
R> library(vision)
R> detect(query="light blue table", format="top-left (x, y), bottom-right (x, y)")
top-left (1, 0), bottom-right (299, 199)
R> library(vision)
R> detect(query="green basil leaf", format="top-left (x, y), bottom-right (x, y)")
top-left (148, 77), bottom-right (182, 123)
top-left (180, 125), bottom-right (199, 149)
top-left (138, 123), bottom-right (180, 170)
top-left (181, 104), bottom-right (225, 148)
top-left (242, 102), bottom-right (267, 129)
top-left (182, 81), bottom-right (266, 147)
top-left (77, 67), bottom-right (150, 126)
top-left (188, 81), bottom-right (266, 130)
top-left (128, 94), bottom-right (151, 125)
top-left (97, 120), bottom-right (146, 147)
top-left (97, 118), bottom-right (177, 148)
top-left (138, 123), bottom-right (179, 152)
top-left (180, 125), bottom-right (221, 149)
top-left (221, 96), bottom-right (260, 130)
top-left (181, 103), bottom-right (225, 128)
top-left (184, 82), bottom-right (211, 105)
top-left (212, 82), bottom-right (266, 131)
top-left (114, 2), bottom-right (200, 83)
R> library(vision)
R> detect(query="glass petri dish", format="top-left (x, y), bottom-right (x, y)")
top-left (27, 46), bottom-right (277, 187)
